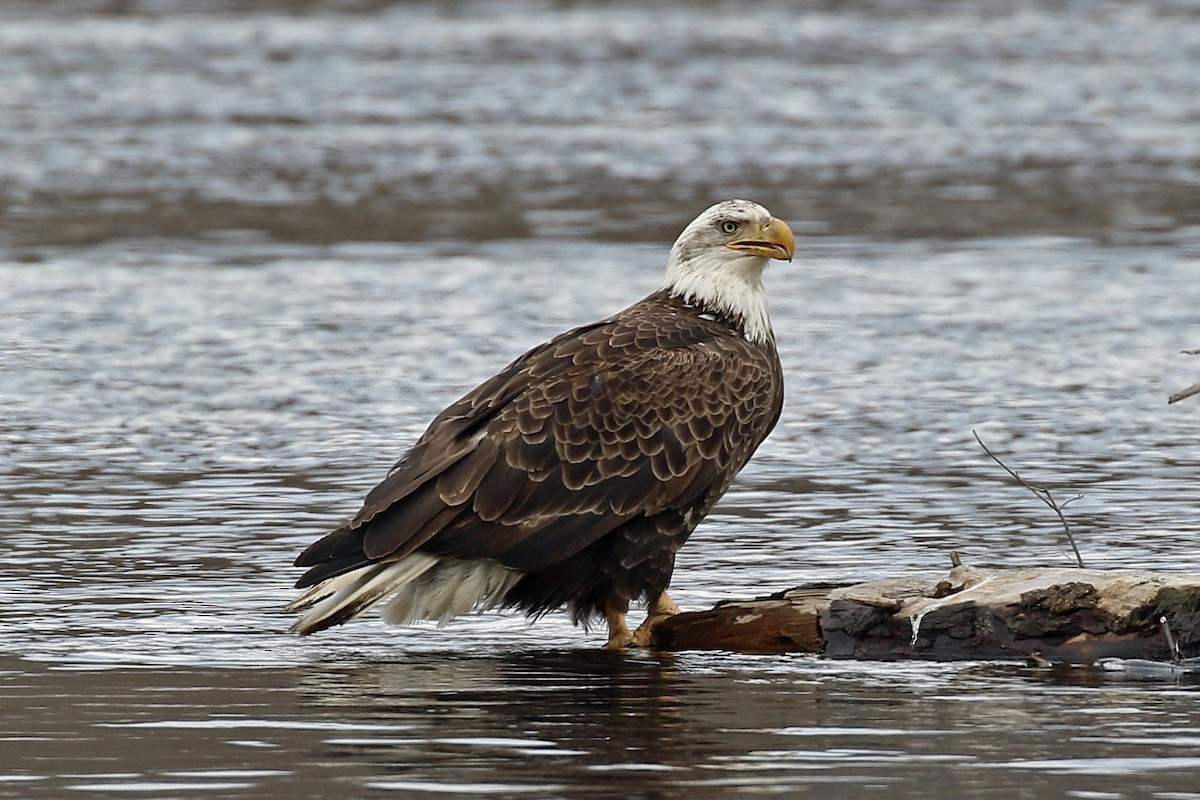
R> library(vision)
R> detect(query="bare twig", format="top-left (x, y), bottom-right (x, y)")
top-left (972, 430), bottom-right (1085, 568)
top-left (1160, 616), bottom-right (1183, 664)
top-left (1169, 349), bottom-right (1200, 404)
top-left (1168, 383), bottom-right (1200, 404)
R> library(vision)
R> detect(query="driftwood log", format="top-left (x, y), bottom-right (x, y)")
top-left (652, 566), bottom-right (1200, 663)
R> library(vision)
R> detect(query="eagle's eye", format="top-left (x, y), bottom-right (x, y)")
top-left (718, 220), bottom-right (740, 235)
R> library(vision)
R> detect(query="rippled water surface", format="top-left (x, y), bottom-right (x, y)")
top-left (5, 236), bottom-right (1199, 798)
top-left (3, 1), bottom-right (1200, 798)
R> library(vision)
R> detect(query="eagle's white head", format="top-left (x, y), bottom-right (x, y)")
top-left (661, 199), bottom-right (795, 344)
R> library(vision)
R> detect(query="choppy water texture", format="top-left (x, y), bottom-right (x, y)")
top-left (2, 1), bottom-right (1200, 798)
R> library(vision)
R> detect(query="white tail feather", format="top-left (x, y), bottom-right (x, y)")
top-left (285, 565), bottom-right (386, 613)
top-left (288, 554), bottom-right (439, 635)
top-left (383, 559), bottom-right (522, 627)
top-left (287, 554), bottom-right (520, 635)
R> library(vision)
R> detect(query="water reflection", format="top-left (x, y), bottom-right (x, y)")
top-left (7, 652), bottom-right (1198, 798)
top-left (304, 651), bottom-right (692, 795)
top-left (295, 652), bottom-right (1200, 800)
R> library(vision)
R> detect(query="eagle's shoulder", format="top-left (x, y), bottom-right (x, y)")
top-left (433, 287), bottom-right (773, 431)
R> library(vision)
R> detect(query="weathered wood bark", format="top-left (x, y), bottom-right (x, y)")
top-left (652, 567), bottom-right (1200, 663)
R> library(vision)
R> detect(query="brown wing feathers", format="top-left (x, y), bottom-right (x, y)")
top-left (293, 290), bottom-right (783, 596)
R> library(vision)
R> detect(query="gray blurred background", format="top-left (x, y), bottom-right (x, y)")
top-left (3, 0), bottom-right (1200, 249)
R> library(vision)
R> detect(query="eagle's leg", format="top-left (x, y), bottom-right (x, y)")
top-left (631, 591), bottom-right (681, 647)
top-left (603, 598), bottom-right (634, 649)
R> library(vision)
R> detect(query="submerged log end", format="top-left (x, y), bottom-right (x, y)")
top-left (652, 588), bottom-right (830, 654)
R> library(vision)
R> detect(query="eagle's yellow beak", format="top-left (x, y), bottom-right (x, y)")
top-left (726, 217), bottom-right (795, 262)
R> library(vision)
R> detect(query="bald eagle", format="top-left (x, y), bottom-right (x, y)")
top-left (287, 200), bottom-right (795, 648)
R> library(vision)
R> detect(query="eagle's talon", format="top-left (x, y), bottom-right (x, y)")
top-left (604, 601), bottom-right (635, 649)
top-left (629, 591), bottom-right (682, 648)
top-left (604, 631), bottom-right (636, 650)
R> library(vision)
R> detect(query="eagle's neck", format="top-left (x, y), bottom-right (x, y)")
top-left (660, 250), bottom-right (773, 344)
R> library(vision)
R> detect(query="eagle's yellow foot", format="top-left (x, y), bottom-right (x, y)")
top-left (631, 591), bottom-right (681, 648)
top-left (604, 601), bottom-right (634, 649)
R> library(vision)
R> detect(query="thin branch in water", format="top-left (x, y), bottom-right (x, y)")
top-left (1169, 349), bottom-right (1200, 404)
top-left (1160, 616), bottom-right (1183, 664)
top-left (972, 430), bottom-right (1085, 568)
top-left (1168, 383), bottom-right (1200, 405)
